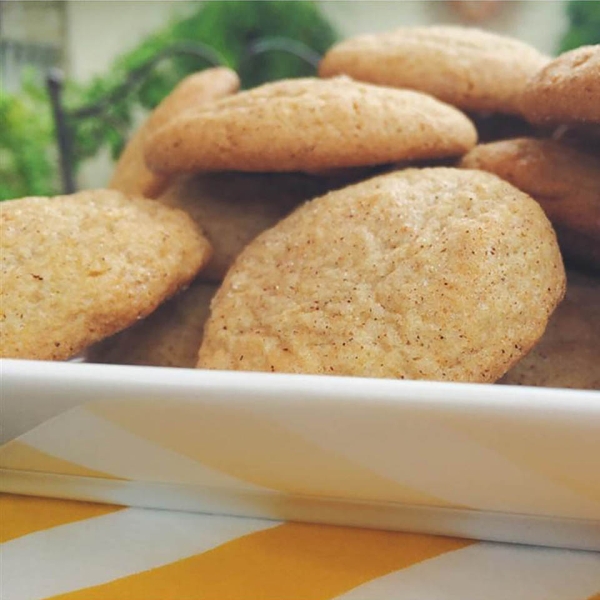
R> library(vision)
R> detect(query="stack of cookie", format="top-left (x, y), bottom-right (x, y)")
top-left (461, 45), bottom-right (600, 273)
top-left (2, 27), bottom-right (597, 390)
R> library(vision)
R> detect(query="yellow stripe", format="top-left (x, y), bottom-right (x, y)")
top-left (0, 440), bottom-right (122, 479)
top-left (50, 522), bottom-right (473, 600)
top-left (88, 399), bottom-right (453, 508)
top-left (0, 494), bottom-right (122, 542)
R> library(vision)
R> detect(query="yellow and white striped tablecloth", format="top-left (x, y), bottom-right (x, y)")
top-left (2, 493), bottom-right (600, 600)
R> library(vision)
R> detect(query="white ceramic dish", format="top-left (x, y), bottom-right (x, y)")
top-left (2, 359), bottom-right (599, 550)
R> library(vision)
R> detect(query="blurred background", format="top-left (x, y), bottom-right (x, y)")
top-left (1, 0), bottom-right (599, 200)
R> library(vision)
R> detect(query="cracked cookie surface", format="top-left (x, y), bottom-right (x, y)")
top-left (519, 45), bottom-right (600, 125)
top-left (1, 189), bottom-right (211, 360)
top-left (144, 77), bottom-right (477, 174)
top-left (198, 168), bottom-right (565, 382)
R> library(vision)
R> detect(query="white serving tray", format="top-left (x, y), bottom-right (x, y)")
top-left (1, 359), bottom-right (599, 550)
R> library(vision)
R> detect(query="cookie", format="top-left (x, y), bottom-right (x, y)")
top-left (157, 172), bottom-right (335, 281)
top-left (500, 270), bottom-right (600, 390)
top-left (520, 45), bottom-right (600, 125)
top-left (109, 67), bottom-right (240, 198)
top-left (318, 26), bottom-right (549, 115)
top-left (459, 138), bottom-right (600, 269)
top-left (197, 168), bottom-right (565, 383)
top-left (144, 76), bottom-right (477, 174)
top-left (89, 281), bottom-right (218, 368)
top-left (1, 189), bottom-right (212, 360)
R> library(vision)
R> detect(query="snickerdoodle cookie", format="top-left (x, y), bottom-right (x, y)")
top-left (144, 77), bottom-right (477, 174)
top-left (157, 172), bottom-right (335, 281)
top-left (89, 281), bottom-right (218, 368)
top-left (1, 189), bottom-right (211, 360)
top-left (520, 45), bottom-right (600, 125)
top-left (197, 168), bottom-right (565, 382)
top-left (500, 270), bottom-right (600, 390)
top-left (319, 26), bottom-right (549, 115)
top-left (459, 138), bottom-right (600, 269)
top-left (109, 67), bottom-right (240, 198)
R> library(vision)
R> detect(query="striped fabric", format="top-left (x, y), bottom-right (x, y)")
top-left (2, 493), bottom-right (599, 600)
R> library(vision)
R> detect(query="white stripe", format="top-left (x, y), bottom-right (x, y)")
top-left (15, 407), bottom-right (263, 490)
top-left (267, 407), bottom-right (600, 518)
top-left (337, 541), bottom-right (600, 600)
top-left (1, 507), bottom-right (279, 600)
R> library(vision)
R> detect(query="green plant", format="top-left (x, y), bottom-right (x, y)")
top-left (0, 82), bottom-right (59, 201)
top-left (560, 0), bottom-right (600, 51)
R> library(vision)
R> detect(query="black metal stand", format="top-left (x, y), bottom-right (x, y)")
top-left (46, 68), bottom-right (76, 195)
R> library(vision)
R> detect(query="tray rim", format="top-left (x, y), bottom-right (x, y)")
top-left (3, 358), bottom-right (599, 445)
top-left (3, 358), bottom-right (600, 551)
top-left (3, 358), bottom-right (600, 411)
top-left (3, 468), bottom-right (600, 551)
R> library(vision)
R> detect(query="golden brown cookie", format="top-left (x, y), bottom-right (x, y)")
top-left (500, 270), bottom-right (600, 390)
top-left (459, 138), bottom-right (600, 270)
top-left (319, 26), bottom-right (549, 115)
top-left (520, 45), bottom-right (600, 125)
top-left (197, 168), bottom-right (565, 383)
top-left (157, 172), bottom-right (336, 282)
top-left (109, 67), bottom-right (240, 198)
top-left (144, 76), bottom-right (477, 174)
top-left (89, 281), bottom-right (218, 368)
top-left (1, 190), bottom-right (212, 360)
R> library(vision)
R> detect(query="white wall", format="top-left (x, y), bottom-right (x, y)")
top-left (318, 0), bottom-right (568, 56)
top-left (65, 1), bottom-right (189, 83)
top-left (65, 0), bottom-right (569, 85)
